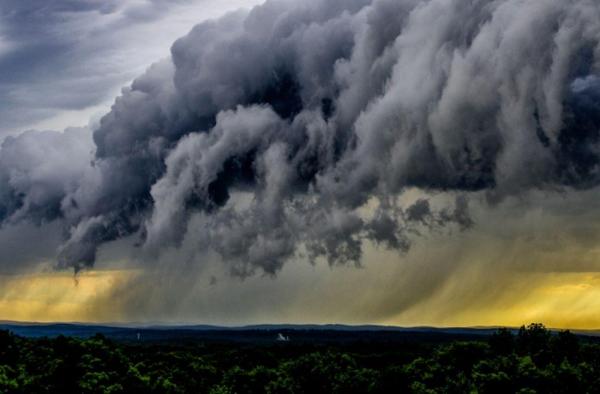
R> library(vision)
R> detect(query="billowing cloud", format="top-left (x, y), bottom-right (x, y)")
top-left (1, 0), bottom-right (600, 283)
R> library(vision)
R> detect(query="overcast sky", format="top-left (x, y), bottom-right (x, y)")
top-left (1, 0), bottom-right (600, 328)
top-left (0, 0), bottom-right (264, 138)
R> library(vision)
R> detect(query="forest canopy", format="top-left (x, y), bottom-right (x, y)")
top-left (0, 324), bottom-right (599, 393)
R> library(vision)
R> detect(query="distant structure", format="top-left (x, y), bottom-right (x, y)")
top-left (276, 333), bottom-right (290, 342)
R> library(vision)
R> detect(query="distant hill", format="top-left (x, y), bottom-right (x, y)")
top-left (2, 322), bottom-right (598, 344)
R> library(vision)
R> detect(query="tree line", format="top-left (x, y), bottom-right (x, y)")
top-left (1, 323), bottom-right (599, 393)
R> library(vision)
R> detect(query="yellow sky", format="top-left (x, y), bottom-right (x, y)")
top-left (0, 270), bottom-right (136, 323)
top-left (385, 272), bottom-right (600, 329)
top-left (2, 190), bottom-right (600, 329)
top-left (1, 268), bottom-right (600, 329)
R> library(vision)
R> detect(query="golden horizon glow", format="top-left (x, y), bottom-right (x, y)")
top-left (383, 273), bottom-right (600, 330)
top-left (2, 269), bottom-right (600, 330)
top-left (0, 270), bottom-right (138, 323)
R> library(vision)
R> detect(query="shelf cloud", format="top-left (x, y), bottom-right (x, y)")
top-left (1, 0), bottom-right (600, 280)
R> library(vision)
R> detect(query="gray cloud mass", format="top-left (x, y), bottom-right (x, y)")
top-left (1, 0), bottom-right (600, 276)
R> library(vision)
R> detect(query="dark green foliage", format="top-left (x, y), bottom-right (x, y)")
top-left (0, 324), bottom-right (600, 393)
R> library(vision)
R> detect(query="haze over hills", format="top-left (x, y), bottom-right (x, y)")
top-left (2, 322), bottom-right (600, 344)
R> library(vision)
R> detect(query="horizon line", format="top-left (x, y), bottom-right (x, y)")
top-left (2, 320), bottom-right (599, 333)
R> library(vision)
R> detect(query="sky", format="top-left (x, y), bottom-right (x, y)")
top-left (1, 0), bottom-right (600, 328)
top-left (0, 0), bottom-right (265, 137)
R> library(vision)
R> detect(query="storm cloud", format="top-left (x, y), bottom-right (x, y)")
top-left (1, 0), bottom-right (600, 276)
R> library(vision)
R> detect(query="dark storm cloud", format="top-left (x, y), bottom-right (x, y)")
top-left (1, 0), bottom-right (600, 275)
top-left (0, 128), bottom-right (94, 224)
